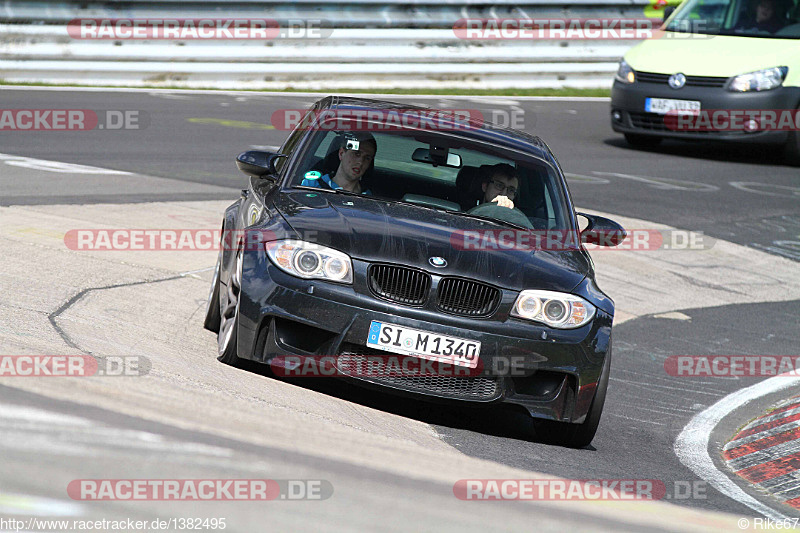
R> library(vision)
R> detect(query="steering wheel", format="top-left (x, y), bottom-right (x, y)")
top-left (466, 202), bottom-right (535, 229)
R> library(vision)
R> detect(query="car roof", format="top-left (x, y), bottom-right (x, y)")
top-left (314, 96), bottom-right (558, 166)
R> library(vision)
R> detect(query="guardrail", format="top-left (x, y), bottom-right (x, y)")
top-left (0, 1), bottom-right (655, 89)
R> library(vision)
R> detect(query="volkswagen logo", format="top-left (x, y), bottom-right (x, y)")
top-left (429, 257), bottom-right (447, 268)
top-left (668, 73), bottom-right (686, 89)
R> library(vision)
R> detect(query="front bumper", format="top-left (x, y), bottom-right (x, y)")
top-left (234, 251), bottom-right (612, 424)
top-left (611, 79), bottom-right (800, 144)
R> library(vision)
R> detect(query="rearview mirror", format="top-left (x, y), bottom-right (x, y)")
top-left (412, 147), bottom-right (462, 168)
top-left (577, 212), bottom-right (627, 247)
top-left (236, 151), bottom-right (287, 179)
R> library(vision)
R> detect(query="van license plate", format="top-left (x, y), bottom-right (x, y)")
top-left (645, 98), bottom-right (701, 115)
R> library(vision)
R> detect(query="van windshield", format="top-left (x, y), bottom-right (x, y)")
top-left (666, 0), bottom-right (800, 37)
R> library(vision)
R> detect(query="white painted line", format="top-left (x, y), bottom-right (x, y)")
top-left (180, 266), bottom-right (215, 278)
top-left (0, 85), bottom-right (612, 102)
top-left (675, 373), bottom-right (800, 520)
top-left (593, 171), bottom-right (719, 192)
top-left (0, 404), bottom-right (93, 426)
top-left (0, 493), bottom-right (83, 517)
top-left (0, 153), bottom-right (132, 175)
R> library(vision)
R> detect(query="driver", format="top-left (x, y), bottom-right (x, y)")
top-left (478, 163), bottom-right (519, 210)
top-left (301, 132), bottom-right (377, 194)
top-left (736, 0), bottom-right (789, 32)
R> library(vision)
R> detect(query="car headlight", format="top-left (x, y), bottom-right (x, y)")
top-left (511, 290), bottom-right (596, 329)
top-left (265, 240), bottom-right (353, 284)
top-left (615, 60), bottom-right (635, 84)
top-left (728, 67), bottom-right (788, 92)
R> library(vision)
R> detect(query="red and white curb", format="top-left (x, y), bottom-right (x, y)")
top-left (724, 396), bottom-right (800, 510)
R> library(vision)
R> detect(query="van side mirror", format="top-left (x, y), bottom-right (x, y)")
top-left (663, 5), bottom-right (676, 22)
top-left (236, 151), bottom-right (287, 179)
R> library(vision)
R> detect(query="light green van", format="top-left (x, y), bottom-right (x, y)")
top-left (610, 0), bottom-right (800, 164)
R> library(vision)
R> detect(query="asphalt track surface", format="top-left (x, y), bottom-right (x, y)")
top-left (1, 87), bottom-right (799, 530)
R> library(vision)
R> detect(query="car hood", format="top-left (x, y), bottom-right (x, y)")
top-left (625, 36), bottom-right (800, 81)
top-left (272, 191), bottom-right (589, 292)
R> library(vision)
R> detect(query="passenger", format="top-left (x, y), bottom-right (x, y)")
top-left (301, 132), bottom-right (377, 194)
top-left (477, 163), bottom-right (519, 210)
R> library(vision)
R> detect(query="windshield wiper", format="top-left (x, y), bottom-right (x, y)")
top-left (302, 186), bottom-right (531, 229)
top-left (452, 211), bottom-right (531, 231)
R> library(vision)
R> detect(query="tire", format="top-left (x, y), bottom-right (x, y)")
top-left (624, 133), bottom-right (662, 148)
top-left (783, 129), bottom-right (800, 166)
top-left (533, 340), bottom-right (612, 448)
top-left (203, 251), bottom-right (222, 333)
top-left (217, 250), bottom-right (243, 366)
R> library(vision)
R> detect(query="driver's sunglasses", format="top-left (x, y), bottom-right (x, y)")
top-left (490, 179), bottom-right (518, 197)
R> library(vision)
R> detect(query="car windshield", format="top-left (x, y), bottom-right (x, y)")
top-left (285, 123), bottom-right (573, 231)
top-left (665, 0), bottom-right (800, 37)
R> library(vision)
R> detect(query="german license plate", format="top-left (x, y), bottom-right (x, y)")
top-left (645, 98), bottom-right (701, 115)
top-left (366, 320), bottom-right (480, 368)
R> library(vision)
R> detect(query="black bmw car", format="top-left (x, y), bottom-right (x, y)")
top-left (204, 96), bottom-right (625, 448)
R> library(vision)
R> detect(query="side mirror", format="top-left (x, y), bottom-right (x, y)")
top-left (236, 151), bottom-right (287, 179)
top-left (577, 212), bottom-right (627, 247)
top-left (663, 5), bottom-right (676, 22)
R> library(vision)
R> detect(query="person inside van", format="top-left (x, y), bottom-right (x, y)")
top-left (736, 0), bottom-right (790, 33)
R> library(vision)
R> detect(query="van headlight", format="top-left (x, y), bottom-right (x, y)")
top-left (511, 290), bottom-right (596, 329)
top-left (615, 60), bottom-right (636, 84)
top-left (729, 67), bottom-right (788, 92)
top-left (266, 240), bottom-right (353, 284)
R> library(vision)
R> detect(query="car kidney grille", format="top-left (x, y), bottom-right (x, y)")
top-left (368, 264), bottom-right (431, 306)
top-left (336, 348), bottom-right (500, 401)
top-left (437, 278), bottom-right (500, 317)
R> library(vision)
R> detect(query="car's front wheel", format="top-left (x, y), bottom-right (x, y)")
top-left (624, 133), bottom-right (662, 148)
top-left (533, 340), bottom-right (611, 448)
top-left (217, 250), bottom-right (243, 366)
top-left (203, 250), bottom-right (222, 333)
